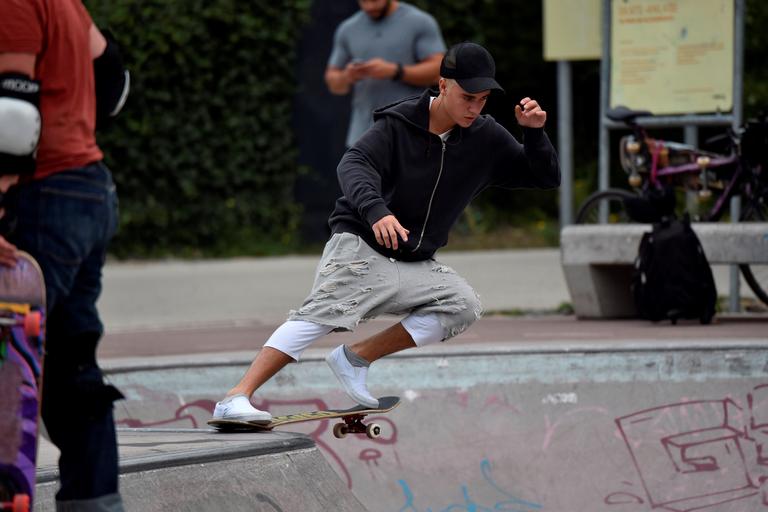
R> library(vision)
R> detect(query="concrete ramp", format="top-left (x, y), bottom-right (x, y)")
top-left (86, 340), bottom-right (768, 512)
top-left (35, 429), bottom-right (367, 512)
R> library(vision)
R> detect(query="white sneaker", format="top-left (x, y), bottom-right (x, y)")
top-left (212, 394), bottom-right (272, 424)
top-left (325, 346), bottom-right (379, 409)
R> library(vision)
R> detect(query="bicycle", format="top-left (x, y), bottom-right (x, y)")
top-left (575, 106), bottom-right (768, 306)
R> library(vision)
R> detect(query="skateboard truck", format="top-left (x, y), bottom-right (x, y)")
top-left (332, 414), bottom-right (382, 439)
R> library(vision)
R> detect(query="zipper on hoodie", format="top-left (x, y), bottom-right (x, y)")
top-left (412, 138), bottom-right (446, 253)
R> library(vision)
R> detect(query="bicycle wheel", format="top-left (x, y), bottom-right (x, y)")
top-left (575, 189), bottom-right (638, 224)
top-left (739, 199), bottom-right (768, 306)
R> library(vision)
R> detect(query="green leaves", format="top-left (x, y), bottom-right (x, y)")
top-left (86, 0), bottom-right (310, 257)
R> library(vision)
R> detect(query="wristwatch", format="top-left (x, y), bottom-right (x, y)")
top-left (392, 62), bottom-right (404, 81)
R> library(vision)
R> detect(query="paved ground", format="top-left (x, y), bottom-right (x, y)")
top-left (98, 248), bottom-right (756, 332)
top-left (97, 248), bottom-right (766, 360)
top-left (97, 249), bottom-right (569, 332)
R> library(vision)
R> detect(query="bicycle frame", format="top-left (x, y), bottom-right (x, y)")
top-left (618, 121), bottom-right (752, 221)
top-left (655, 155), bottom-right (740, 221)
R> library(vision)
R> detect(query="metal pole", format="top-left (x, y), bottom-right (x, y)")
top-left (557, 60), bottom-right (574, 227)
top-left (733, 0), bottom-right (744, 128)
top-left (683, 125), bottom-right (698, 147)
top-left (730, 195), bottom-right (741, 313)
top-left (684, 125), bottom-right (699, 216)
top-left (729, 0), bottom-right (745, 313)
top-left (598, 0), bottom-right (612, 222)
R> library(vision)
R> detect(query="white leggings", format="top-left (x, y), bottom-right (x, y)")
top-left (263, 313), bottom-right (444, 361)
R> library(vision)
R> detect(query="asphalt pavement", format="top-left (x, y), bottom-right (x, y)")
top-left (96, 248), bottom-right (765, 360)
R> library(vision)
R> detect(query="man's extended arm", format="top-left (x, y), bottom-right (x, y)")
top-left (337, 118), bottom-right (412, 249)
top-left (355, 53), bottom-right (442, 86)
top-left (325, 53), bottom-right (443, 96)
top-left (91, 25), bottom-right (130, 129)
top-left (490, 128), bottom-right (561, 190)
top-left (399, 53), bottom-right (443, 86)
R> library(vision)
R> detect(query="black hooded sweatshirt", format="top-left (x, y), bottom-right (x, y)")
top-left (328, 89), bottom-right (560, 262)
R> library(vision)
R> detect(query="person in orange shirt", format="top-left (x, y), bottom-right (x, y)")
top-left (1, 0), bottom-right (128, 509)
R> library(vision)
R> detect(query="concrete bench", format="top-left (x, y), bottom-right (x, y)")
top-left (560, 223), bottom-right (768, 318)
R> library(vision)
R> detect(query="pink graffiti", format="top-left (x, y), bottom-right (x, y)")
top-left (360, 448), bottom-right (382, 465)
top-left (609, 384), bottom-right (768, 511)
top-left (117, 399), bottom-right (215, 429)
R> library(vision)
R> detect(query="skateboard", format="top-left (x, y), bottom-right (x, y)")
top-left (208, 396), bottom-right (400, 439)
top-left (0, 252), bottom-right (46, 512)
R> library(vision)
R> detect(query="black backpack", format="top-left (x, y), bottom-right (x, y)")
top-left (631, 215), bottom-right (717, 324)
top-left (624, 185), bottom-right (676, 223)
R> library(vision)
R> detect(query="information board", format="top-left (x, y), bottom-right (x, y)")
top-left (543, 0), bottom-right (602, 61)
top-left (610, 0), bottom-right (733, 114)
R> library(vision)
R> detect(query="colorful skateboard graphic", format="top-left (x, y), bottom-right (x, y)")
top-left (0, 252), bottom-right (46, 512)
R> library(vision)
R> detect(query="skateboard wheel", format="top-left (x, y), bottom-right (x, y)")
top-left (13, 494), bottom-right (30, 512)
top-left (23, 312), bottom-right (41, 338)
top-left (333, 423), bottom-right (348, 439)
top-left (365, 423), bottom-right (381, 439)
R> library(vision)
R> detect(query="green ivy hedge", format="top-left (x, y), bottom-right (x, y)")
top-left (85, 0), bottom-right (311, 257)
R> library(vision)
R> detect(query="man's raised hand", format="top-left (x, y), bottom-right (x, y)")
top-left (515, 97), bottom-right (547, 128)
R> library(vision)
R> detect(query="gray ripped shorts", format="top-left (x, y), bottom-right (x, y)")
top-left (287, 232), bottom-right (483, 341)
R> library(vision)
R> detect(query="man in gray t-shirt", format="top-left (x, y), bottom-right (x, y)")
top-left (325, 0), bottom-right (445, 147)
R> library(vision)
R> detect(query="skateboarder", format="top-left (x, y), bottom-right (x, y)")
top-left (1, 1), bottom-right (129, 509)
top-left (213, 42), bottom-right (560, 423)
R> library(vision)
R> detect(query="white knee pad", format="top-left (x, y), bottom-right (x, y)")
top-left (401, 313), bottom-right (444, 347)
top-left (1, 73), bottom-right (41, 176)
top-left (263, 320), bottom-right (334, 361)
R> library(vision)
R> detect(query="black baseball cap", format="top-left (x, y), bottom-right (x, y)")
top-left (440, 42), bottom-right (504, 94)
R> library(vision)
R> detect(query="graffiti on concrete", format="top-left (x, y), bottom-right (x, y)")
top-left (396, 458), bottom-right (542, 512)
top-left (608, 384), bottom-right (768, 511)
top-left (111, 375), bottom-right (768, 511)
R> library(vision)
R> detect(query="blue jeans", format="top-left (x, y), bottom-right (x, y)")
top-left (7, 162), bottom-right (123, 506)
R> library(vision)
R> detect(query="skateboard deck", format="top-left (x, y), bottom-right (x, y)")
top-left (208, 396), bottom-right (400, 439)
top-left (0, 252), bottom-right (46, 512)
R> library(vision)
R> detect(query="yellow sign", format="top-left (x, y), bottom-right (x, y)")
top-left (610, 0), bottom-right (733, 114)
top-left (543, 0), bottom-right (602, 61)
